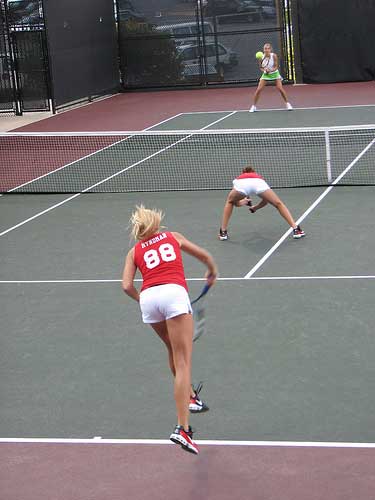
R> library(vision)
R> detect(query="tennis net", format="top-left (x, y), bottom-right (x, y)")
top-left (1, 125), bottom-right (374, 193)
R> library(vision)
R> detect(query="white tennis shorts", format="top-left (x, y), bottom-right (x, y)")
top-left (233, 178), bottom-right (270, 196)
top-left (139, 284), bottom-right (192, 324)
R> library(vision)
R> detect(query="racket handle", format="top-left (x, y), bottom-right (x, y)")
top-left (246, 199), bottom-right (255, 213)
top-left (191, 282), bottom-right (211, 305)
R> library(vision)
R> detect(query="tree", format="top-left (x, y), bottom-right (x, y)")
top-left (119, 19), bottom-right (184, 87)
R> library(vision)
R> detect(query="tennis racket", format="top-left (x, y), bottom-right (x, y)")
top-left (191, 283), bottom-right (211, 342)
top-left (261, 55), bottom-right (271, 73)
top-left (246, 198), bottom-right (255, 213)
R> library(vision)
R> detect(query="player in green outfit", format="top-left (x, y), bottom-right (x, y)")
top-left (250, 43), bottom-right (293, 112)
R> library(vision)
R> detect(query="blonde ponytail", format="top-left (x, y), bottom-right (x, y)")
top-left (130, 205), bottom-right (164, 240)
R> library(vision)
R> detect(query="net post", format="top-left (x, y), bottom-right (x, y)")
top-left (325, 129), bottom-right (332, 184)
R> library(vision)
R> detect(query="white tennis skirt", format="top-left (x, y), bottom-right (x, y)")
top-left (233, 178), bottom-right (270, 196)
top-left (139, 284), bottom-right (192, 324)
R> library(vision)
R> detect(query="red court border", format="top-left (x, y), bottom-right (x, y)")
top-left (12, 82), bottom-right (375, 132)
top-left (1, 442), bottom-right (375, 500)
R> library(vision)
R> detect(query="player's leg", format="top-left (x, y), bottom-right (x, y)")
top-left (276, 79), bottom-right (293, 109)
top-left (254, 79), bottom-right (266, 104)
top-left (166, 313), bottom-right (193, 430)
top-left (167, 313), bottom-right (199, 453)
top-left (151, 321), bottom-right (176, 376)
top-left (259, 189), bottom-right (296, 226)
top-left (219, 188), bottom-right (246, 240)
top-left (258, 189), bottom-right (305, 237)
top-left (250, 79), bottom-right (266, 111)
top-left (151, 321), bottom-right (199, 403)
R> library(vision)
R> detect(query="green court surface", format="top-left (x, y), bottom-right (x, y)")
top-left (193, 106), bottom-right (375, 129)
top-left (1, 108), bottom-right (375, 443)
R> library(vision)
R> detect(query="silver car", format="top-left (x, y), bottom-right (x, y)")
top-left (177, 42), bottom-right (238, 75)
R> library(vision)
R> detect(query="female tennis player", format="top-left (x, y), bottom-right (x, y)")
top-left (219, 166), bottom-right (305, 240)
top-left (122, 205), bottom-right (218, 455)
top-left (249, 43), bottom-right (293, 112)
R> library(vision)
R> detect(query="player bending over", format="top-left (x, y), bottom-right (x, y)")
top-left (219, 166), bottom-right (305, 240)
top-left (122, 205), bottom-right (218, 455)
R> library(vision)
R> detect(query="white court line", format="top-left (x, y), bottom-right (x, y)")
top-left (8, 94), bottom-right (121, 133)
top-left (244, 137), bottom-right (375, 279)
top-left (0, 111), bottom-right (236, 238)
top-left (144, 112), bottom-right (185, 129)
top-left (0, 437), bottom-right (375, 448)
top-left (53, 93), bottom-right (120, 116)
top-left (6, 112), bottom-right (185, 193)
top-left (2, 275), bottom-right (375, 284)
top-left (5, 124), bottom-right (374, 135)
top-left (181, 104), bottom-right (375, 114)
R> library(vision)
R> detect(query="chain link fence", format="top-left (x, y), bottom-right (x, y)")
top-left (0, 0), bottom-right (51, 115)
top-left (117, 0), bottom-right (287, 89)
top-left (0, 0), bottom-right (17, 114)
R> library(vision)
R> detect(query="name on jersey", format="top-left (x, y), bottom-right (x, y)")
top-left (141, 232), bottom-right (167, 249)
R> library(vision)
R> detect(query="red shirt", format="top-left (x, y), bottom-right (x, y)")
top-left (236, 172), bottom-right (263, 180)
top-left (133, 231), bottom-right (188, 292)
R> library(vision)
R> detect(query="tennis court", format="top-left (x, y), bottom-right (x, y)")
top-left (1, 104), bottom-right (375, 499)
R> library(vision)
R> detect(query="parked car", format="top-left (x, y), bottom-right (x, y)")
top-left (177, 42), bottom-right (238, 75)
top-left (155, 21), bottom-right (214, 46)
top-left (253, 0), bottom-right (277, 18)
top-left (117, 0), bottom-right (147, 22)
top-left (6, 0), bottom-right (43, 27)
top-left (205, 0), bottom-right (262, 23)
top-left (181, 62), bottom-right (224, 82)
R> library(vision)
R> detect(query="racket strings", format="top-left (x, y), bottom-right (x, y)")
top-left (193, 381), bottom-right (204, 397)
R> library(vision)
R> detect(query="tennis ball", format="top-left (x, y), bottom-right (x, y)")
top-left (255, 51), bottom-right (264, 60)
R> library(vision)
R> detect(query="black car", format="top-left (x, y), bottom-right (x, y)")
top-left (117, 0), bottom-right (147, 22)
top-left (205, 0), bottom-right (262, 23)
top-left (7, 0), bottom-right (43, 27)
top-left (252, 0), bottom-right (277, 18)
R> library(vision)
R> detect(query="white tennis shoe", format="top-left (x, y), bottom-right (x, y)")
top-left (249, 105), bottom-right (257, 112)
top-left (170, 425), bottom-right (199, 455)
top-left (286, 102), bottom-right (293, 110)
top-left (189, 383), bottom-right (209, 413)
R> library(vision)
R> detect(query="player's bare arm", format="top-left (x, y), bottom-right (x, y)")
top-left (122, 248), bottom-right (140, 302)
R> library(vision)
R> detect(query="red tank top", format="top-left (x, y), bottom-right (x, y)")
top-left (236, 172), bottom-right (263, 180)
top-left (133, 231), bottom-right (188, 292)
